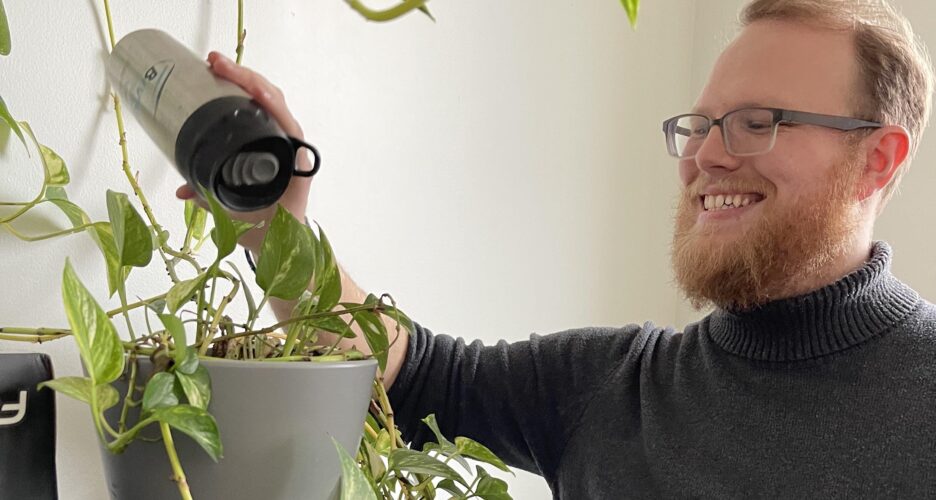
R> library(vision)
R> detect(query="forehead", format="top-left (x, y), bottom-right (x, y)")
top-left (695, 20), bottom-right (860, 116)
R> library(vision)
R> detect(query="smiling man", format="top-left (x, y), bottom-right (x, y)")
top-left (385, 1), bottom-right (936, 497)
top-left (183, 0), bottom-right (936, 497)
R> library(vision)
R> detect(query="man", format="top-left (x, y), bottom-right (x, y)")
top-left (179, 0), bottom-right (936, 496)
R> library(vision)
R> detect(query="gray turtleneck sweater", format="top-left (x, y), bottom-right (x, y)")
top-left (387, 242), bottom-right (936, 498)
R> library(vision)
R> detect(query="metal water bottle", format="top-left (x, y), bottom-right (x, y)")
top-left (105, 29), bottom-right (320, 211)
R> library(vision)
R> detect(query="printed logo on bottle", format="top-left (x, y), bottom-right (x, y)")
top-left (0, 391), bottom-right (27, 426)
top-left (128, 59), bottom-right (176, 117)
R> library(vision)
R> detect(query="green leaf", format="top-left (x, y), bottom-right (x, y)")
top-left (256, 205), bottom-right (315, 300)
top-left (333, 438), bottom-right (378, 500)
top-left (421, 414), bottom-right (469, 470)
top-left (90, 222), bottom-right (130, 297)
top-left (166, 272), bottom-right (209, 314)
top-left (38, 377), bottom-right (119, 411)
top-left (62, 259), bottom-right (125, 385)
top-left (0, 96), bottom-right (24, 150)
top-left (0, 0), bottom-right (10, 55)
top-left (421, 414), bottom-right (456, 452)
top-left (417, 5), bottom-right (436, 22)
top-left (313, 314), bottom-right (356, 338)
top-left (436, 479), bottom-right (465, 498)
top-left (380, 302), bottom-right (415, 342)
top-left (46, 199), bottom-right (127, 297)
top-left (175, 365), bottom-right (211, 411)
top-left (50, 197), bottom-right (127, 298)
top-left (455, 437), bottom-right (511, 473)
top-left (39, 144), bottom-right (69, 186)
top-left (313, 223), bottom-right (342, 312)
top-left (232, 219), bottom-right (257, 241)
top-left (388, 449), bottom-right (465, 485)
top-left (205, 190), bottom-right (236, 261)
top-left (146, 298), bottom-right (167, 314)
top-left (375, 429), bottom-right (393, 455)
top-left (43, 186), bottom-right (68, 201)
top-left (175, 347), bottom-right (199, 375)
top-left (343, 298), bottom-right (388, 371)
top-left (142, 372), bottom-right (179, 413)
top-left (152, 405), bottom-right (222, 462)
top-left (158, 313), bottom-right (187, 365)
top-left (620, 0), bottom-right (639, 29)
top-left (475, 467), bottom-right (510, 500)
top-left (184, 200), bottom-right (208, 244)
top-left (106, 190), bottom-right (153, 268)
top-left (150, 226), bottom-right (169, 248)
top-left (363, 439), bottom-right (386, 482)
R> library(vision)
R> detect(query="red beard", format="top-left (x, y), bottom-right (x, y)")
top-left (671, 155), bottom-right (863, 311)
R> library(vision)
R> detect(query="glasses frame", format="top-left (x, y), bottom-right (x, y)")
top-left (661, 107), bottom-right (883, 159)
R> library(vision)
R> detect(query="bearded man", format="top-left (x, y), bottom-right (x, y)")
top-left (180, 0), bottom-right (936, 497)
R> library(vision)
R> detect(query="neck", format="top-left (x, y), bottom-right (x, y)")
top-left (773, 230), bottom-right (874, 301)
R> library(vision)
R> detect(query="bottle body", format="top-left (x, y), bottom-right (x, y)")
top-left (106, 29), bottom-right (295, 211)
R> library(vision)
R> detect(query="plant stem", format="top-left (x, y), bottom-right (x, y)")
top-left (194, 286), bottom-right (207, 346)
top-left (164, 246), bottom-right (204, 275)
top-left (106, 292), bottom-right (168, 318)
top-left (235, 0), bottom-right (245, 64)
top-left (1, 220), bottom-right (97, 242)
top-left (0, 327), bottom-right (70, 343)
top-left (345, 0), bottom-right (427, 22)
top-left (118, 354), bottom-right (138, 434)
top-left (116, 279), bottom-right (137, 341)
top-left (199, 277), bottom-right (240, 356)
top-left (101, 0), bottom-right (179, 285)
top-left (160, 422), bottom-right (194, 500)
top-left (246, 293), bottom-right (268, 333)
top-left (374, 381), bottom-right (398, 450)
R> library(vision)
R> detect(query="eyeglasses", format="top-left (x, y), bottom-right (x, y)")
top-left (661, 107), bottom-right (882, 159)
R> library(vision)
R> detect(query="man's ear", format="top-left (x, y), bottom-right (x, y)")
top-left (857, 125), bottom-right (911, 201)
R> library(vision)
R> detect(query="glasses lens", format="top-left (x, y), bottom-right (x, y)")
top-left (669, 115), bottom-right (709, 158)
top-left (723, 108), bottom-right (776, 155)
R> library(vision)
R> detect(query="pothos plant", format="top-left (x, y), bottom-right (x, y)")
top-left (0, 1), bottom-right (639, 499)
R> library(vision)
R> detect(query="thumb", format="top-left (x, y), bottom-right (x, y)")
top-left (176, 184), bottom-right (197, 200)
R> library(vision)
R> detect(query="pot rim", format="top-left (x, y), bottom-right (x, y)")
top-left (127, 355), bottom-right (378, 370)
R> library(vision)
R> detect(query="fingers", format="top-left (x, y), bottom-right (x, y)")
top-left (206, 51), bottom-right (305, 140)
top-left (176, 184), bottom-right (196, 200)
top-left (175, 184), bottom-right (210, 211)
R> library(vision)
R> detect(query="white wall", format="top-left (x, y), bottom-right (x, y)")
top-left (0, 0), bottom-right (692, 498)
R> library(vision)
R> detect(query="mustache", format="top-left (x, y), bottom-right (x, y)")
top-left (681, 177), bottom-right (774, 198)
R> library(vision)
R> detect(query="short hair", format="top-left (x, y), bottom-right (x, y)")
top-left (740, 0), bottom-right (935, 204)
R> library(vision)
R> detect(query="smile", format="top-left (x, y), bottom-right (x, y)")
top-left (700, 193), bottom-right (765, 211)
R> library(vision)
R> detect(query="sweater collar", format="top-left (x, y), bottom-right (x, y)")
top-left (707, 241), bottom-right (920, 362)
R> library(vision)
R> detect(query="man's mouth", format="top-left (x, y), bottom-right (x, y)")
top-left (700, 193), bottom-right (765, 212)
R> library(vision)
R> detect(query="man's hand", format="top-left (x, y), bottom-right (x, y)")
top-left (175, 51), bottom-right (314, 252)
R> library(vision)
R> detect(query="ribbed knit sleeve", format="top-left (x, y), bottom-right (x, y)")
top-left (386, 322), bottom-right (657, 480)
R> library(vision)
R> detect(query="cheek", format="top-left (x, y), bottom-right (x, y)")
top-left (677, 159), bottom-right (696, 187)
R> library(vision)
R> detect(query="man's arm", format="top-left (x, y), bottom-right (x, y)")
top-left (175, 51), bottom-right (410, 387)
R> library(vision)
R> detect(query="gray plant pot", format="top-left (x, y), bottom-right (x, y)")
top-left (99, 357), bottom-right (377, 500)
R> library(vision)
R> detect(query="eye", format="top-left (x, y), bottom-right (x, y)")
top-left (742, 120), bottom-right (773, 134)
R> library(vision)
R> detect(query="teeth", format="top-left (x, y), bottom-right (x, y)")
top-left (702, 194), bottom-right (760, 211)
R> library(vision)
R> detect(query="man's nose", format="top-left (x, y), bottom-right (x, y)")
top-left (694, 125), bottom-right (742, 175)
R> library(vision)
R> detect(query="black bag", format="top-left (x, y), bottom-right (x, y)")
top-left (0, 353), bottom-right (58, 499)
